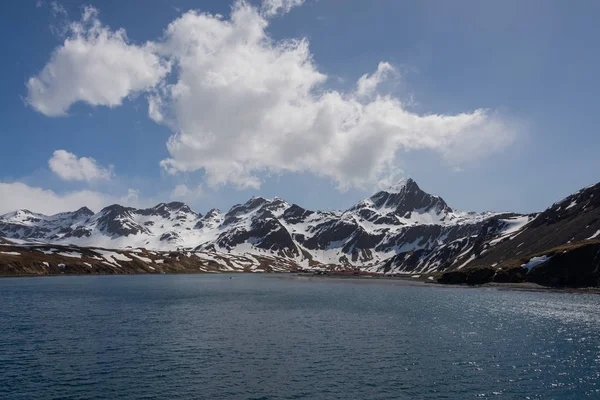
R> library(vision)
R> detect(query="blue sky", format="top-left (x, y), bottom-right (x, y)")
top-left (1, 0), bottom-right (599, 215)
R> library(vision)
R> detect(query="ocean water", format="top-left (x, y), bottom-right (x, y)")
top-left (0, 274), bottom-right (599, 399)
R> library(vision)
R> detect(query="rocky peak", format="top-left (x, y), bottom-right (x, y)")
top-left (283, 204), bottom-right (314, 224)
top-left (225, 196), bottom-right (288, 220)
top-left (204, 208), bottom-right (222, 219)
top-left (245, 196), bottom-right (269, 210)
top-left (384, 178), bottom-right (415, 194)
top-left (365, 178), bottom-right (452, 216)
top-left (0, 209), bottom-right (42, 224)
top-left (138, 202), bottom-right (198, 219)
top-left (74, 207), bottom-right (94, 217)
top-left (99, 204), bottom-right (134, 216)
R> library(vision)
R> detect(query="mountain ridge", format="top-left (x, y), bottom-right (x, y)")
top-left (1, 178), bottom-right (599, 286)
top-left (0, 178), bottom-right (510, 268)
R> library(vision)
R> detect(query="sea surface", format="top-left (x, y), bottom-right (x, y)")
top-left (0, 274), bottom-right (599, 399)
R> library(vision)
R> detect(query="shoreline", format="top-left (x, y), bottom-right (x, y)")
top-left (1, 270), bottom-right (599, 294)
top-left (281, 273), bottom-right (600, 294)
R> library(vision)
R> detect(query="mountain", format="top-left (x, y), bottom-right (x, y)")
top-left (1, 178), bottom-right (600, 286)
top-left (438, 182), bottom-right (600, 286)
top-left (0, 179), bottom-right (514, 268)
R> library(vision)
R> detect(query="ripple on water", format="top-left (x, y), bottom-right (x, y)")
top-left (0, 274), bottom-right (598, 399)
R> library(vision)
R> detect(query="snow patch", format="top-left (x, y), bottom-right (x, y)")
top-left (521, 255), bottom-right (551, 271)
top-left (586, 230), bottom-right (600, 240)
top-left (37, 248), bottom-right (58, 255)
top-left (457, 255), bottom-right (476, 270)
top-left (57, 251), bottom-right (82, 258)
top-left (94, 249), bottom-right (132, 262)
top-left (131, 253), bottom-right (153, 263)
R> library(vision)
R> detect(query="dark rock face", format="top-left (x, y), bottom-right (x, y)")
top-left (96, 205), bottom-right (147, 237)
top-left (493, 267), bottom-right (527, 283)
top-left (530, 183), bottom-right (600, 229)
top-left (465, 267), bottom-right (496, 285)
top-left (225, 197), bottom-right (268, 220)
top-left (437, 270), bottom-right (467, 284)
top-left (138, 202), bottom-right (199, 219)
top-left (357, 179), bottom-right (452, 217)
top-left (204, 209), bottom-right (221, 218)
top-left (69, 226), bottom-right (92, 238)
top-left (438, 266), bottom-right (495, 285)
top-left (342, 227), bottom-right (385, 253)
top-left (282, 204), bottom-right (314, 224)
top-left (439, 242), bottom-right (600, 288)
top-left (0, 222), bottom-right (50, 239)
top-left (303, 220), bottom-right (358, 250)
top-left (215, 216), bottom-right (299, 258)
top-left (74, 207), bottom-right (94, 217)
top-left (193, 221), bottom-right (204, 229)
top-left (160, 232), bottom-right (180, 242)
top-left (526, 243), bottom-right (600, 287)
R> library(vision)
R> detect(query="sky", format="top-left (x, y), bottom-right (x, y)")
top-left (1, 0), bottom-right (599, 216)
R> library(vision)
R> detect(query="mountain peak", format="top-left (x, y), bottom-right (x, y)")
top-left (383, 178), bottom-right (418, 194)
top-left (204, 208), bottom-right (222, 218)
top-left (100, 204), bottom-right (134, 214)
top-left (75, 206), bottom-right (94, 216)
top-left (362, 178), bottom-right (451, 215)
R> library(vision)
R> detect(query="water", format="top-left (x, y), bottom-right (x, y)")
top-left (0, 274), bottom-right (599, 399)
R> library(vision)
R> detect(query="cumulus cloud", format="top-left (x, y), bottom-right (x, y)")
top-left (26, 6), bottom-right (170, 116)
top-left (30, 0), bottom-right (520, 191)
top-left (261, 0), bottom-right (305, 16)
top-left (49, 150), bottom-right (113, 181)
top-left (356, 62), bottom-right (395, 98)
top-left (152, 3), bottom-right (519, 190)
top-left (0, 182), bottom-right (140, 215)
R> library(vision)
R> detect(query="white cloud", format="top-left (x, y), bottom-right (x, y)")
top-left (0, 182), bottom-right (141, 215)
top-left (30, 1), bottom-right (520, 191)
top-left (261, 0), bottom-right (305, 17)
top-left (26, 6), bottom-right (170, 116)
top-left (49, 150), bottom-right (113, 181)
top-left (152, 3), bottom-right (519, 190)
top-left (356, 62), bottom-right (395, 98)
top-left (170, 184), bottom-right (204, 202)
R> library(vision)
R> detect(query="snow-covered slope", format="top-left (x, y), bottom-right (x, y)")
top-left (0, 179), bottom-right (523, 271)
top-left (452, 181), bottom-right (600, 272)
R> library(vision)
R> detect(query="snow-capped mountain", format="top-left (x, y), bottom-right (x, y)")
top-left (458, 181), bottom-right (600, 271)
top-left (434, 181), bottom-right (600, 287)
top-left (3, 178), bottom-right (600, 286)
top-left (0, 179), bottom-right (524, 271)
